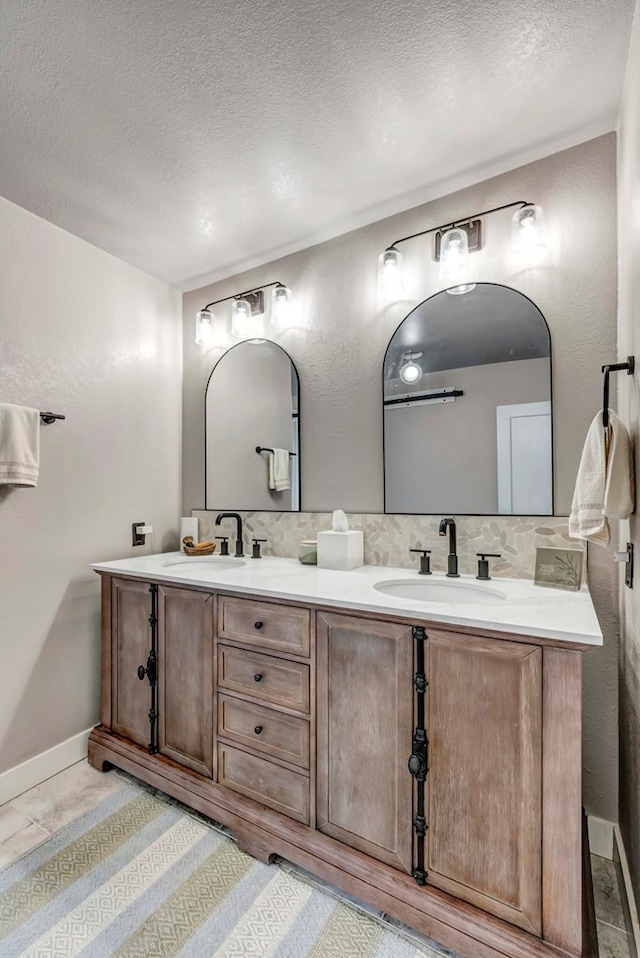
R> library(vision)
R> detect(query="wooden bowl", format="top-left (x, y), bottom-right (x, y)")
top-left (182, 537), bottom-right (216, 557)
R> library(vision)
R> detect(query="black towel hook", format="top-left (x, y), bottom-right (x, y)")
top-left (601, 356), bottom-right (635, 428)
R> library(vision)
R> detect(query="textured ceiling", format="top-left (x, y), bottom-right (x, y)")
top-left (0, 0), bottom-right (634, 290)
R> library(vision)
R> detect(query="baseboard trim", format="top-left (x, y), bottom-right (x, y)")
top-left (587, 815), bottom-right (615, 859)
top-left (614, 825), bottom-right (640, 958)
top-left (0, 727), bottom-right (94, 806)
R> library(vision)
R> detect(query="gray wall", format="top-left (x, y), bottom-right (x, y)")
top-left (0, 195), bottom-right (182, 778)
top-left (617, 3), bottom-right (640, 908)
top-left (183, 135), bottom-right (617, 518)
top-left (183, 134), bottom-right (619, 822)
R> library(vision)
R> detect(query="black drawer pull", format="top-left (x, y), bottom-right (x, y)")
top-left (254, 621), bottom-right (264, 630)
top-left (254, 673), bottom-right (263, 682)
top-left (254, 725), bottom-right (263, 735)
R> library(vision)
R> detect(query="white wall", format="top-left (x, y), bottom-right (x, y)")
top-left (0, 196), bottom-right (182, 781)
top-left (617, 1), bottom-right (640, 906)
top-left (183, 135), bottom-right (619, 822)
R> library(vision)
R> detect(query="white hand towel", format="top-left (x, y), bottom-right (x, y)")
top-left (569, 409), bottom-right (634, 546)
top-left (0, 403), bottom-right (40, 487)
top-left (268, 448), bottom-right (290, 492)
top-left (604, 410), bottom-right (635, 519)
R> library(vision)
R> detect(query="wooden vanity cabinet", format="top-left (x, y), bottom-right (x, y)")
top-left (316, 611), bottom-right (413, 873)
top-left (91, 574), bottom-right (589, 958)
top-left (215, 594), bottom-right (314, 826)
top-left (109, 577), bottom-right (158, 749)
top-left (156, 585), bottom-right (214, 778)
top-left (107, 577), bottom-right (214, 777)
top-left (426, 629), bottom-right (542, 934)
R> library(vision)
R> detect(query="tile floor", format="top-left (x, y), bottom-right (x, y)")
top-left (0, 760), bottom-right (635, 958)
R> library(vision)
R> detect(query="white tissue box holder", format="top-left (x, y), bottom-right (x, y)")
top-left (317, 530), bottom-right (364, 571)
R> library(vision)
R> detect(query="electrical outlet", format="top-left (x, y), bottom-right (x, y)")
top-left (132, 522), bottom-right (147, 547)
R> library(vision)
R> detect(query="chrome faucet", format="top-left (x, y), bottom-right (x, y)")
top-left (215, 512), bottom-right (244, 557)
top-left (438, 517), bottom-right (459, 577)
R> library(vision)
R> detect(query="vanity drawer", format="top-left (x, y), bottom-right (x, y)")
top-left (218, 693), bottom-right (310, 769)
top-left (218, 596), bottom-right (310, 656)
top-left (218, 743), bottom-right (310, 824)
top-left (217, 645), bottom-right (310, 713)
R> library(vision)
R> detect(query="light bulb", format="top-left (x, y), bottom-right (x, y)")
top-left (231, 298), bottom-right (263, 339)
top-left (400, 350), bottom-right (423, 384)
top-left (195, 309), bottom-right (214, 346)
top-left (511, 204), bottom-right (546, 262)
top-left (272, 285), bottom-right (294, 328)
top-left (378, 248), bottom-right (405, 298)
top-left (439, 228), bottom-right (471, 289)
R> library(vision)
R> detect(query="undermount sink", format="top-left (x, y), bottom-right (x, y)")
top-left (373, 578), bottom-right (507, 605)
top-left (161, 556), bottom-right (246, 571)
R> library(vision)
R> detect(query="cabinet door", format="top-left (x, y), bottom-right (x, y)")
top-left (111, 578), bottom-right (153, 748)
top-left (426, 629), bottom-right (542, 934)
top-left (316, 612), bottom-right (413, 873)
top-left (157, 586), bottom-right (214, 778)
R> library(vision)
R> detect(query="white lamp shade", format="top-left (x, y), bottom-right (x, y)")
top-left (378, 248), bottom-right (405, 298)
top-left (271, 285), bottom-right (295, 328)
top-left (195, 309), bottom-right (214, 346)
top-left (439, 228), bottom-right (471, 288)
top-left (231, 298), bottom-right (264, 339)
top-left (511, 204), bottom-right (546, 261)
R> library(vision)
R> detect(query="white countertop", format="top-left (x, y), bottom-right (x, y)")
top-left (92, 552), bottom-right (603, 648)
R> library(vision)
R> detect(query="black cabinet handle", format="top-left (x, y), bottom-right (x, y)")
top-left (137, 665), bottom-right (146, 681)
top-left (254, 725), bottom-right (263, 735)
top-left (408, 751), bottom-right (427, 779)
top-left (254, 621), bottom-right (263, 630)
top-left (254, 673), bottom-right (263, 682)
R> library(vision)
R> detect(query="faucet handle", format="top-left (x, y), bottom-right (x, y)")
top-left (410, 548), bottom-right (432, 576)
top-left (476, 553), bottom-right (501, 581)
top-left (215, 536), bottom-right (229, 556)
top-left (252, 538), bottom-right (267, 559)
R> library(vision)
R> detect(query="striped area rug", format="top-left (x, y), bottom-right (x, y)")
top-left (0, 782), bottom-right (448, 958)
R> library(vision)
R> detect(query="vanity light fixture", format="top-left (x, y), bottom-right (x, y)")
top-left (195, 309), bottom-right (215, 346)
top-left (378, 200), bottom-right (541, 299)
top-left (195, 281), bottom-right (294, 344)
top-left (378, 247), bottom-right (405, 298)
top-left (231, 297), bottom-right (260, 339)
top-left (511, 204), bottom-right (546, 261)
top-left (438, 228), bottom-right (475, 294)
top-left (271, 284), bottom-right (294, 328)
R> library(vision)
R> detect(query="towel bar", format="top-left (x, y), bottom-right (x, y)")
top-left (39, 411), bottom-right (65, 424)
top-left (601, 358), bottom-right (634, 428)
top-left (255, 446), bottom-right (296, 456)
top-left (39, 412), bottom-right (65, 424)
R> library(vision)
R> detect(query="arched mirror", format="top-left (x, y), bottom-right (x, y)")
top-left (205, 341), bottom-right (300, 510)
top-left (383, 283), bottom-right (553, 515)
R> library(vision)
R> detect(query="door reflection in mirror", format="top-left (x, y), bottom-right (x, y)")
top-left (383, 284), bottom-right (552, 515)
top-left (205, 341), bottom-right (300, 511)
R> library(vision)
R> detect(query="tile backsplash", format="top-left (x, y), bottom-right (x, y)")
top-left (193, 511), bottom-right (585, 581)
